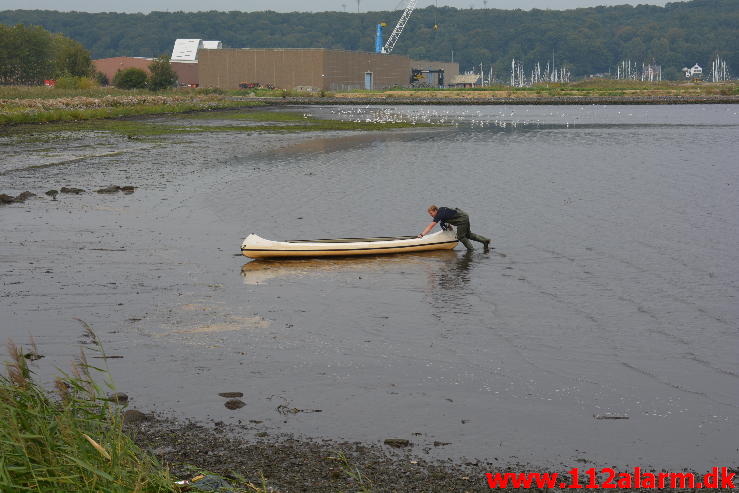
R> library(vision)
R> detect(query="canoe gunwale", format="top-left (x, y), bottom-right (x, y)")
top-left (242, 239), bottom-right (458, 253)
top-left (241, 230), bottom-right (459, 259)
top-left (286, 235), bottom-right (417, 244)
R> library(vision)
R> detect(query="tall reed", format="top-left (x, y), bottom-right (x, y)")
top-left (0, 325), bottom-right (175, 493)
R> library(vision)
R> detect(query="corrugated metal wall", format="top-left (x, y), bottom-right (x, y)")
top-left (198, 49), bottom-right (325, 89)
top-left (198, 49), bottom-right (411, 90)
top-left (323, 50), bottom-right (411, 91)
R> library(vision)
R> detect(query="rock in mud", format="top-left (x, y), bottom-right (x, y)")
top-left (218, 392), bottom-right (244, 398)
top-left (60, 187), bottom-right (85, 194)
top-left (384, 438), bottom-right (411, 448)
top-left (96, 185), bottom-right (136, 194)
top-left (108, 392), bottom-right (129, 403)
top-left (123, 409), bottom-right (149, 424)
top-left (15, 191), bottom-right (36, 202)
top-left (96, 185), bottom-right (121, 194)
top-left (0, 194), bottom-right (16, 204)
top-left (224, 399), bottom-right (246, 410)
top-left (2, 191), bottom-right (37, 204)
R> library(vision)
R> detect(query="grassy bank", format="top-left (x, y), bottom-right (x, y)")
top-left (0, 90), bottom-right (265, 126)
top-left (2, 82), bottom-right (737, 127)
top-left (0, 109), bottom-right (430, 140)
top-left (0, 332), bottom-right (175, 492)
top-left (341, 80), bottom-right (739, 99)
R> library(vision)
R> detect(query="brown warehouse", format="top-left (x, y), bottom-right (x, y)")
top-left (198, 48), bottom-right (457, 91)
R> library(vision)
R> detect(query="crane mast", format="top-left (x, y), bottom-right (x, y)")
top-left (381, 0), bottom-right (417, 54)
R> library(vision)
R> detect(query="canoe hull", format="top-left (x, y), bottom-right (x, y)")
top-left (241, 231), bottom-right (458, 259)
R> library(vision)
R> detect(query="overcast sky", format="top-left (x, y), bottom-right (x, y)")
top-left (4, 0), bottom-right (684, 14)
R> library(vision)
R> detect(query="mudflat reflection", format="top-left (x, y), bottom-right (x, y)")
top-left (241, 249), bottom-right (459, 285)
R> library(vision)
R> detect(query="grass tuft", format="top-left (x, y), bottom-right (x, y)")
top-left (0, 328), bottom-right (176, 493)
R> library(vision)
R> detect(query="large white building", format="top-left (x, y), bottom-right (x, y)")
top-left (171, 39), bottom-right (222, 62)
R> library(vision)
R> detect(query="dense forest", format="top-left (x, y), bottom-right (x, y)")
top-left (1, 0), bottom-right (736, 80)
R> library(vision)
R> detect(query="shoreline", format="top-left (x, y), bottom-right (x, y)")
top-left (241, 94), bottom-right (739, 106)
top-left (2, 91), bottom-right (738, 127)
top-left (124, 413), bottom-right (531, 493)
top-left (126, 413), bottom-right (738, 493)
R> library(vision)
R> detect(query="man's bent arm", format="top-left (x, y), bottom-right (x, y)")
top-left (418, 221), bottom-right (437, 237)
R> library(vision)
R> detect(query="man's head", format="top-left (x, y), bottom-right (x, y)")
top-left (427, 205), bottom-right (438, 217)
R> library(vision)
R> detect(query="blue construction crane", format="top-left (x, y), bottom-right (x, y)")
top-left (375, 0), bottom-right (417, 54)
top-left (375, 23), bottom-right (387, 53)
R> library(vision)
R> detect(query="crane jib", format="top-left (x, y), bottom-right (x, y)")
top-left (382, 0), bottom-right (417, 54)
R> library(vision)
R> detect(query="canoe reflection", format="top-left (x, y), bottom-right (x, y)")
top-left (240, 250), bottom-right (459, 285)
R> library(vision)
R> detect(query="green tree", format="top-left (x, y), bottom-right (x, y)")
top-left (0, 23), bottom-right (93, 85)
top-left (112, 67), bottom-right (148, 89)
top-left (147, 55), bottom-right (178, 91)
top-left (52, 34), bottom-right (93, 77)
top-left (0, 24), bottom-right (54, 85)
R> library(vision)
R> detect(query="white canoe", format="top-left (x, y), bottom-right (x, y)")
top-left (241, 229), bottom-right (458, 258)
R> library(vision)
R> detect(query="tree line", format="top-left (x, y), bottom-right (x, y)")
top-left (0, 24), bottom-right (92, 85)
top-left (0, 0), bottom-right (736, 80)
top-left (0, 23), bottom-right (177, 88)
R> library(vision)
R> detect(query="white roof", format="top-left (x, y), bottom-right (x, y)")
top-left (171, 39), bottom-right (203, 62)
top-left (202, 41), bottom-right (222, 49)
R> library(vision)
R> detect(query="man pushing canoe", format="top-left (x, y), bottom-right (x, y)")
top-left (418, 205), bottom-right (491, 252)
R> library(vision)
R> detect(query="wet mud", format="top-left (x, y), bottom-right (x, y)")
top-left (1, 105), bottom-right (738, 475)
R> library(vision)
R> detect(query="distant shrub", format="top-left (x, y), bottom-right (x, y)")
top-left (54, 76), bottom-right (98, 89)
top-left (148, 56), bottom-right (178, 92)
top-left (113, 68), bottom-right (147, 89)
top-left (94, 71), bottom-right (109, 86)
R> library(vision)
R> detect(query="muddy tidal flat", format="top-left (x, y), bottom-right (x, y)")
top-left (1, 105), bottom-right (738, 484)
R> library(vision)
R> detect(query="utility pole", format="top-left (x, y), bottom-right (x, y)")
top-left (356, 0), bottom-right (360, 13)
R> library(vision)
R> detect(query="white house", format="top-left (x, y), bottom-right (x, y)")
top-left (684, 63), bottom-right (703, 79)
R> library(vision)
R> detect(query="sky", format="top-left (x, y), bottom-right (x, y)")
top-left (4, 0), bottom-right (684, 14)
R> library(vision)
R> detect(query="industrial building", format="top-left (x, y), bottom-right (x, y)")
top-left (92, 0), bottom-right (455, 91)
top-left (198, 48), bottom-right (446, 91)
top-left (94, 39), bottom-right (457, 91)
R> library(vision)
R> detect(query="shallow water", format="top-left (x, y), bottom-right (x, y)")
top-left (1, 105), bottom-right (738, 470)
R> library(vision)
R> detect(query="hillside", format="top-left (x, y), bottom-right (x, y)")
top-left (1, 0), bottom-right (736, 79)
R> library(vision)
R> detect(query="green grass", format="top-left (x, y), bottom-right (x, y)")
top-left (330, 452), bottom-right (374, 493)
top-left (1, 110), bottom-right (429, 139)
top-left (0, 101), bottom-right (265, 126)
top-left (0, 326), bottom-right (176, 493)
